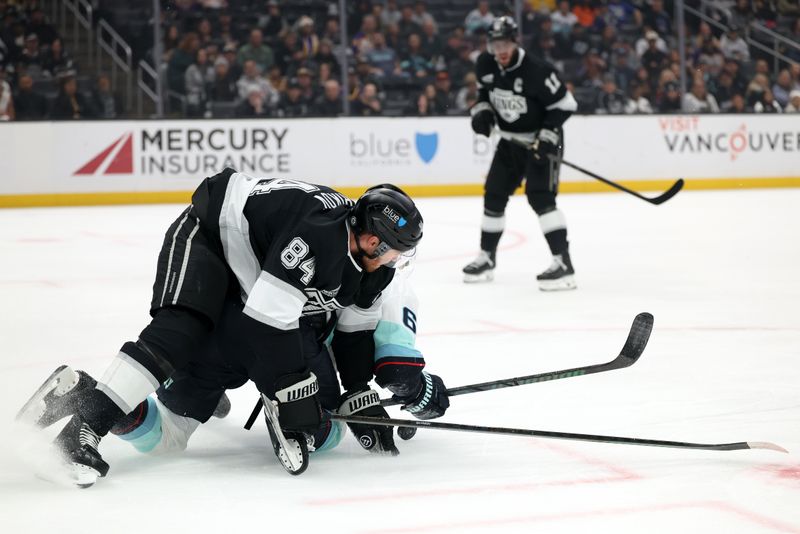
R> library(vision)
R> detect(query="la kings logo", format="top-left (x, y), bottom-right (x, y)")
top-left (489, 88), bottom-right (527, 123)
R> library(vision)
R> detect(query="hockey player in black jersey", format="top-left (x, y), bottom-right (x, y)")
top-left (463, 16), bottom-right (579, 290)
top-left (15, 171), bottom-right (425, 484)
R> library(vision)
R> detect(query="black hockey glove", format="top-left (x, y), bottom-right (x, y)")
top-left (395, 372), bottom-right (449, 420)
top-left (274, 371), bottom-right (323, 434)
top-left (338, 388), bottom-right (399, 455)
top-left (470, 103), bottom-right (496, 137)
top-left (531, 127), bottom-right (561, 164)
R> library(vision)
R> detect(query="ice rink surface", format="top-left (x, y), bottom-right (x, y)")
top-left (0, 188), bottom-right (798, 533)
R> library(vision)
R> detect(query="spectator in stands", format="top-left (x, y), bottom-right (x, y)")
top-left (315, 39), bottom-right (340, 75)
top-left (432, 70), bottom-right (455, 114)
top-left (275, 77), bottom-right (308, 117)
top-left (398, 4), bottom-right (422, 40)
top-left (237, 59), bottom-right (277, 107)
top-left (384, 22), bottom-right (404, 56)
top-left (448, 44), bottom-right (474, 90)
top-left (18, 33), bottom-right (43, 77)
top-left (168, 33), bottom-right (200, 95)
top-left (692, 22), bottom-right (719, 58)
top-left (730, 92), bottom-right (748, 112)
top-left (786, 19), bottom-right (800, 63)
top-left (713, 70), bottom-right (738, 111)
top-left (274, 31), bottom-right (302, 75)
top-left (722, 58), bottom-right (748, 94)
top-left (455, 71), bottom-right (479, 112)
top-left (258, 1), bottom-right (288, 43)
top-left (353, 14), bottom-right (379, 56)
top-left (753, 0), bottom-right (778, 27)
top-left (420, 19), bottom-right (443, 64)
top-left (185, 48), bottom-right (213, 117)
top-left (320, 17), bottom-right (341, 47)
top-left (296, 16), bottom-right (319, 61)
top-left (728, 0), bottom-right (753, 29)
top-left (551, 1), bottom-right (578, 36)
top-left (412, 1), bottom-right (437, 34)
top-left (625, 81), bottom-right (653, 114)
top-left (216, 13), bottom-right (235, 46)
top-left (42, 37), bottom-right (72, 78)
top-left (554, 19), bottom-right (591, 59)
top-left (606, 0), bottom-right (642, 32)
top-left (400, 33), bottom-right (433, 81)
top-left (235, 88), bottom-right (270, 118)
top-left (785, 90), bottom-right (800, 112)
top-left (0, 70), bottom-right (13, 120)
top-left (25, 8), bottom-right (57, 46)
top-left (12, 73), bottom-right (47, 120)
top-left (163, 24), bottom-right (180, 61)
top-left (719, 26), bottom-right (750, 62)
top-left (772, 69), bottom-right (793, 107)
top-left (755, 87), bottom-right (782, 112)
top-left (635, 28), bottom-right (668, 57)
top-left (266, 63), bottom-right (286, 93)
top-left (464, 1), bottom-right (493, 35)
top-left (683, 77), bottom-right (720, 113)
top-left (658, 80), bottom-right (682, 112)
top-left (595, 74), bottom-right (628, 114)
top-left (611, 43), bottom-right (636, 93)
top-left (208, 56), bottom-right (237, 102)
top-left (641, 31), bottom-right (669, 81)
top-left (296, 66), bottom-right (317, 104)
top-left (572, 0), bottom-right (596, 28)
top-left (90, 73), bottom-right (122, 119)
top-left (408, 90), bottom-right (435, 116)
top-left (51, 73), bottom-right (94, 120)
top-left (197, 18), bottom-right (214, 48)
top-left (237, 29), bottom-right (274, 74)
top-left (644, 0), bottom-right (672, 37)
top-left (222, 42), bottom-right (242, 80)
top-left (312, 79), bottom-right (342, 117)
top-left (351, 82), bottom-right (382, 116)
top-left (381, 0), bottom-right (402, 28)
top-left (367, 32), bottom-right (401, 78)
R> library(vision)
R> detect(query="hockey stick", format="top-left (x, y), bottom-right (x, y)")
top-left (245, 313), bottom-right (652, 430)
top-left (381, 312), bottom-right (653, 408)
top-left (508, 138), bottom-right (684, 205)
top-left (329, 413), bottom-right (788, 453)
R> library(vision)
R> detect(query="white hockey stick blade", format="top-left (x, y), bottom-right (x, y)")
top-left (748, 442), bottom-right (789, 453)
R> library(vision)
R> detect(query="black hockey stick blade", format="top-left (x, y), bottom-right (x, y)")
top-left (381, 312), bottom-right (653, 407)
top-left (647, 177), bottom-right (685, 205)
top-left (329, 413), bottom-right (788, 453)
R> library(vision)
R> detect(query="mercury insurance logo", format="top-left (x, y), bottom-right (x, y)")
top-left (73, 127), bottom-right (292, 176)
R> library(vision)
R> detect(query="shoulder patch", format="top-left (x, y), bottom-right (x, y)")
top-left (481, 73), bottom-right (494, 84)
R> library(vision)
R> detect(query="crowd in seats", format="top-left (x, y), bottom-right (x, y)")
top-left (0, 1), bottom-right (124, 120)
top-left (2, 0), bottom-right (799, 121)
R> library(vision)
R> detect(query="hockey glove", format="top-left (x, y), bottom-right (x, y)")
top-left (531, 127), bottom-right (561, 164)
top-left (395, 372), bottom-right (449, 420)
top-left (274, 371), bottom-right (323, 435)
top-left (338, 388), bottom-right (399, 455)
top-left (470, 103), bottom-right (496, 137)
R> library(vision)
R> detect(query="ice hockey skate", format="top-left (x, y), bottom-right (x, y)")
top-left (463, 250), bottom-right (496, 283)
top-left (261, 395), bottom-right (310, 476)
top-left (52, 415), bottom-right (110, 488)
top-left (15, 365), bottom-right (97, 428)
top-left (537, 251), bottom-right (576, 291)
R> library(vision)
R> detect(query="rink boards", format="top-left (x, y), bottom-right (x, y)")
top-left (0, 114), bottom-right (798, 207)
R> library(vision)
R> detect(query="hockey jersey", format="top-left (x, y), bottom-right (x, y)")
top-left (473, 48), bottom-right (577, 143)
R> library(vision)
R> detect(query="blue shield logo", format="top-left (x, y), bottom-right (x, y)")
top-left (415, 132), bottom-right (438, 164)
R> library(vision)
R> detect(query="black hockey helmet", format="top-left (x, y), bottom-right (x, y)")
top-left (350, 184), bottom-right (423, 257)
top-left (488, 16), bottom-right (518, 42)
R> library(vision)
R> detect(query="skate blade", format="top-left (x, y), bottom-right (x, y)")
top-left (538, 275), bottom-right (577, 292)
top-left (15, 365), bottom-right (78, 426)
top-left (463, 271), bottom-right (494, 283)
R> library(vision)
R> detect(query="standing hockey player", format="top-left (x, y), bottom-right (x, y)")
top-left (16, 171), bottom-right (423, 485)
top-left (463, 16), bottom-right (578, 290)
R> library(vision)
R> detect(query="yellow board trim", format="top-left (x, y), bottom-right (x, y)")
top-left (1, 177), bottom-right (799, 208)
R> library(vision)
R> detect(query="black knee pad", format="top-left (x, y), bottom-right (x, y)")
top-left (484, 191), bottom-right (510, 214)
top-left (526, 191), bottom-right (557, 215)
top-left (135, 307), bottom-right (212, 382)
